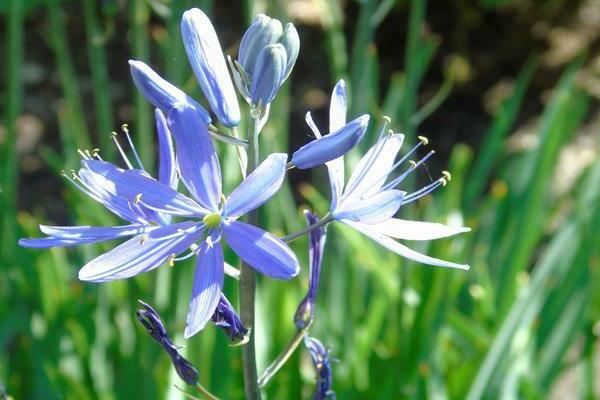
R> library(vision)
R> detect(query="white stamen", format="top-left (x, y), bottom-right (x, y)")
top-left (110, 131), bottom-right (134, 169)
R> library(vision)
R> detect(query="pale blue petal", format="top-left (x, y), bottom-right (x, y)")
top-left (250, 44), bottom-right (287, 105)
top-left (78, 221), bottom-right (204, 282)
top-left (377, 219), bottom-right (471, 240)
top-left (238, 14), bottom-right (282, 75)
top-left (305, 112), bottom-right (322, 138)
top-left (343, 134), bottom-right (404, 201)
top-left (280, 23), bottom-right (299, 80)
top-left (181, 9), bottom-right (240, 127)
top-left (82, 160), bottom-right (207, 217)
top-left (223, 220), bottom-right (299, 279)
top-left (334, 189), bottom-right (404, 224)
top-left (184, 238), bottom-right (224, 338)
top-left (129, 60), bottom-right (211, 123)
top-left (291, 114), bottom-right (369, 169)
top-left (167, 103), bottom-right (222, 211)
top-left (342, 220), bottom-right (470, 270)
top-left (329, 79), bottom-right (347, 132)
top-left (19, 237), bottom-right (105, 248)
top-left (19, 224), bottom-right (155, 248)
top-left (223, 153), bottom-right (287, 219)
top-left (155, 109), bottom-right (178, 190)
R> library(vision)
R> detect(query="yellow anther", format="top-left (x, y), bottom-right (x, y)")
top-left (139, 234), bottom-right (149, 245)
top-left (205, 236), bottom-right (214, 248)
top-left (409, 160), bottom-right (418, 169)
top-left (383, 115), bottom-right (391, 124)
top-left (190, 243), bottom-right (199, 252)
top-left (220, 193), bottom-right (228, 204)
top-left (388, 129), bottom-right (394, 136)
top-left (121, 123), bottom-right (129, 133)
top-left (60, 170), bottom-right (67, 177)
top-left (110, 131), bottom-right (118, 138)
top-left (167, 253), bottom-right (176, 267)
top-left (418, 136), bottom-right (429, 145)
top-left (439, 177), bottom-right (448, 187)
top-left (134, 193), bottom-right (143, 204)
top-left (202, 213), bottom-right (222, 229)
top-left (442, 171), bottom-right (452, 181)
top-left (85, 149), bottom-right (93, 158)
top-left (70, 169), bottom-right (77, 178)
top-left (77, 149), bottom-right (87, 158)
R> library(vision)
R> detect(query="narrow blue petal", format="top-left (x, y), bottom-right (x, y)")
top-left (19, 224), bottom-right (155, 249)
top-left (330, 79), bottom-right (347, 132)
top-left (167, 104), bottom-right (222, 210)
top-left (223, 220), bottom-right (299, 280)
top-left (181, 9), bottom-right (240, 127)
top-left (82, 160), bottom-right (207, 217)
top-left (333, 189), bottom-right (404, 224)
top-left (184, 238), bottom-right (224, 338)
top-left (291, 114), bottom-right (369, 169)
top-left (223, 153), bottom-right (287, 218)
top-left (78, 221), bottom-right (204, 282)
top-left (280, 23), bottom-right (299, 80)
top-left (155, 109), bottom-right (178, 190)
top-left (250, 44), bottom-right (287, 105)
top-left (129, 60), bottom-right (211, 123)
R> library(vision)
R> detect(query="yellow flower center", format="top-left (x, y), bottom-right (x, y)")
top-left (202, 213), bottom-right (222, 229)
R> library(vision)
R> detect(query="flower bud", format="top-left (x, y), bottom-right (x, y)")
top-left (136, 300), bottom-right (199, 385)
top-left (129, 60), bottom-right (211, 124)
top-left (304, 336), bottom-right (335, 399)
top-left (238, 14), bottom-right (283, 75)
top-left (211, 294), bottom-right (249, 345)
top-left (291, 114), bottom-right (369, 170)
top-left (250, 44), bottom-right (287, 106)
top-left (181, 8), bottom-right (241, 127)
top-left (280, 23), bottom-right (300, 80)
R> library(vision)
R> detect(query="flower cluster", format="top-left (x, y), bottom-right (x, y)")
top-left (20, 7), bottom-right (470, 395)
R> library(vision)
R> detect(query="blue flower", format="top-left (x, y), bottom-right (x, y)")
top-left (290, 80), bottom-right (369, 169)
top-left (130, 9), bottom-right (241, 127)
top-left (294, 211), bottom-right (327, 330)
top-left (23, 103), bottom-right (299, 338)
top-left (19, 110), bottom-right (177, 248)
top-left (304, 336), bottom-right (336, 400)
top-left (136, 300), bottom-right (199, 385)
top-left (313, 82), bottom-right (471, 270)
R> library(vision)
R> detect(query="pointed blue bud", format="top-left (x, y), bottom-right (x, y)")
top-left (250, 44), bottom-right (287, 106)
top-left (136, 300), bottom-right (199, 385)
top-left (238, 14), bottom-right (283, 75)
top-left (181, 8), bottom-right (241, 127)
top-left (129, 60), bottom-right (211, 124)
top-left (291, 114), bottom-right (370, 169)
top-left (280, 23), bottom-right (300, 80)
top-left (211, 294), bottom-right (249, 344)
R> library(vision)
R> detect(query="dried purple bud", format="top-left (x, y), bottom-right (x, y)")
top-left (305, 336), bottom-right (335, 400)
top-left (294, 211), bottom-right (327, 329)
top-left (136, 300), bottom-right (199, 385)
top-left (211, 294), bottom-right (249, 345)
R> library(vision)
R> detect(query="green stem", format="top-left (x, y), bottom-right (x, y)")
top-left (410, 78), bottom-right (453, 127)
top-left (257, 327), bottom-right (310, 388)
top-left (281, 214), bottom-right (333, 243)
top-left (239, 116), bottom-right (262, 400)
top-left (207, 124), bottom-right (248, 147)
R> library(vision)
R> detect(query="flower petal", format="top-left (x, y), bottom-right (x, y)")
top-left (223, 220), bottom-right (299, 279)
top-left (223, 153), bottom-right (287, 219)
top-left (291, 114), bottom-right (369, 170)
top-left (129, 60), bottom-right (211, 123)
top-left (181, 8), bottom-right (240, 127)
top-left (343, 133), bottom-right (404, 201)
top-left (78, 221), bottom-right (204, 282)
top-left (250, 44), bottom-right (287, 105)
top-left (377, 218), bottom-right (471, 241)
top-left (305, 111), bottom-right (322, 138)
top-left (334, 189), bottom-right (404, 224)
top-left (342, 220), bottom-right (470, 270)
top-left (82, 160), bottom-right (206, 217)
top-left (167, 103), bottom-right (222, 210)
top-left (155, 109), bottom-right (178, 190)
top-left (19, 224), bottom-right (156, 248)
top-left (329, 79), bottom-right (347, 132)
top-left (238, 14), bottom-right (283, 75)
top-left (184, 239), bottom-right (224, 338)
top-left (280, 22), bottom-right (299, 80)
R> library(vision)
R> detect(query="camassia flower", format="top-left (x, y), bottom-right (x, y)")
top-left (304, 336), bottom-right (336, 400)
top-left (19, 109), bottom-right (177, 248)
top-left (308, 81), bottom-right (470, 270)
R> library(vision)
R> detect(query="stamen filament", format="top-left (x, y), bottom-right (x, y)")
top-left (382, 150), bottom-right (435, 191)
top-left (110, 131), bottom-right (134, 169)
top-left (122, 124), bottom-right (145, 170)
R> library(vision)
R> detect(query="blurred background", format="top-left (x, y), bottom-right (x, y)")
top-left (2, 0), bottom-right (600, 398)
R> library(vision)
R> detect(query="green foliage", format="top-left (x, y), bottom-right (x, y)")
top-left (2, 0), bottom-right (599, 399)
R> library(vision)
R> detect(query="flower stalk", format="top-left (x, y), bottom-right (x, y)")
top-left (239, 114), bottom-right (262, 400)
top-left (281, 214), bottom-right (333, 243)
